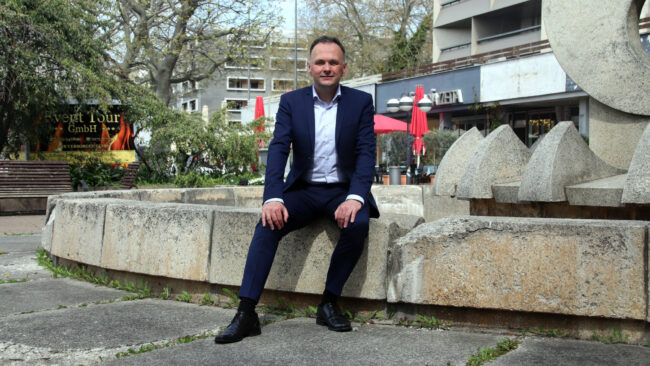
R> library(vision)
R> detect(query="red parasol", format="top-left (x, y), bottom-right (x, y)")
top-left (410, 86), bottom-right (429, 165)
top-left (254, 96), bottom-right (265, 131)
top-left (374, 114), bottom-right (407, 134)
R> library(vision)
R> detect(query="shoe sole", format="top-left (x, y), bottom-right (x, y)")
top-left (214, 328), bottom-right (262, 344)
top-left (316, 317), bottom-right (352, 332)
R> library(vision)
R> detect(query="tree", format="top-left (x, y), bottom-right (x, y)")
top-left (0, 0), bottom-right (197, 162)
top-left (0, 0), bottom-right (117, 157)
top-left (385, 12), bottom-right (432, 72)
top-left (301, 0), bottom-right (431, 77)
top-left (106, 0), bottom-right (282, 105)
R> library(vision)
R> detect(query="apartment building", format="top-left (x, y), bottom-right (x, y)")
top-left (173, 32), bottom-right (311, 124)
top-left (375, 0), bottom-right (650, 147)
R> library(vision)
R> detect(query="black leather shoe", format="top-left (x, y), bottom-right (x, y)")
top-left (214, 311), bottom-right (261, 344)
top-left (316, 302), bottom-right (352, 332)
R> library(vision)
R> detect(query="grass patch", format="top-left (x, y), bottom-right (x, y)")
top-left (114, 331), bottom-right (217, 359)
top-left (519, 326), bottom-right (570, 338)
top-left (466, 338), bottom-right (520, 366)
top-left (0, 278), bottom-right (30, 284)
top-left (201, 292), bottom-right (216, 306)
top-left (590, 328), bottom-right (629, 344)
top-left (396, 314), bottom-right (451, 330)
top-left (176, 291), bottom-right (192, 303)
top-left (221, 288), bottom-right (240, 308)
top-left (36, 250), bottom-right (151, 298)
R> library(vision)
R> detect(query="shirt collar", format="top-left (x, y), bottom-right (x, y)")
top-left (312, 85), bottom-right (342, 104)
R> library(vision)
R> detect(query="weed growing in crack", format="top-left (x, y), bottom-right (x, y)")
top-left (466, 337), bottom-right (520, 366)
top-left (519, 326), bottom-right (570, 338)
top-left (602, 328), bottom-right (629, 344)
top-left (201, 292), bottom-right (216, 306)
top-left (396, 314), bottom-right (450, 330)
top-left (0, 278), bottom-right (30, 284)
top-left (37, 250), bottom-right (151, 299)
top-left (222, 288), bottom-right (240, 308)
top-left (159, 287), bottom-right (171, 299)
top-left (177, 291), bottom-right (192, 303)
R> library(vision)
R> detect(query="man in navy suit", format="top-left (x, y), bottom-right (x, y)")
top-left (215, 36), bottom-right (379, 344)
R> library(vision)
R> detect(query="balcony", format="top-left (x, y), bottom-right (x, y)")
top-left (476, 25), bottom-right (542, 54)
top-left (436, 0), bottom-right (490, 27)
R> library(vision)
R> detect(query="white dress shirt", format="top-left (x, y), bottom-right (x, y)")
top-left (264, 86), bottom-right (364, 206)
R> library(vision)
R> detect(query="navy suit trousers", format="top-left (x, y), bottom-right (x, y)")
top-left (238, 182), bottom-right (370, 302)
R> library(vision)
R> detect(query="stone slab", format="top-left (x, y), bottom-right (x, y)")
top-left (232, 186), bottom-right (265, 207)
top-left (566, 174), bottom-right (626, 207)
top-left (0, 251), bottom-right (51, 280)
top-left (0, 278), bottom-right (129, 316)
top-left (138, 188), bottom-right (185, 203)
top-left (0, 215), bottom-right (45, 236)
top-left (387, 216), bottom-right (649, 320)
top-left (183, 187), bottom-right (237, 205)
top-left (622, 123), bottom-right (650, 204)
top-left (0, 299), bottom-right (234, 350)
top-left (209, 208), bottom-right (397, 299)
top-left (50, 199), bottom-right (113, 267)
top-left (492, 181), bottom-right (521, 203)
top-left (105, 317), bottom-right (504, 366)
top-left (491, 337), bottom-right (650, 366)
top-left (371, 185), bottom-right (424, 216)
top-left (422, 185), bottom-right (470, 222)
top-left (102, 201), bottom-right (214, 281)
top-left (0, 234), bottom-right (42, 252)
top-left (456, 125), bottom-right (531, 200)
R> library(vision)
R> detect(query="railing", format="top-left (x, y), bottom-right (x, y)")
top-left (477, 25), bottom-right (541, 43)
top-left (382, 17), bottom-right (650, 83)
top-left (382, 40), bottom-right (551, 82)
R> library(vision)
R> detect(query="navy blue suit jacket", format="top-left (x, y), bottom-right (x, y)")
top-left (263, 85), bottom-right (379, 218)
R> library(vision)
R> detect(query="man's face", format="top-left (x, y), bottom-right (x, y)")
top-left (307, 42), bottom-right (347, 90)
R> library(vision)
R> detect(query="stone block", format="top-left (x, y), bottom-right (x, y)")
top-left (50, 199), bottom-right (113, 267)
top-left (492, 182), bottom-right (521, 204)
top-left (543, 0), bottom-right (650, 116)
top-left (422, 185), bottom-right (469, 222)
top-left (432, 127), bottom-right (484, 196)
top-left (456, 125), bottom-right (531, 200)
top-left (209, 208), bottom-right (399, 299)
top-left (566, 174), bottom-right (626, 207)
top-left (40, 209), bottom-right (55, 252)
top-left (622, 123), bottom-right (650, 204)
top-left (519, 122), bottom-right (624, 202)
top-left (232, 186), bottom-right (264, 207)
top-left (588, 98), bottom-right (650, 170)
top-left (138, 188), bottom-right (185, 203)
top-left (387, 215), bottom-right (648, 320)
top-left (371, 185), bottom-right (424, 216)
top-left (101, 201), bottom-right (214, 281)
top-left (183, 187), bottom-right (236, 206)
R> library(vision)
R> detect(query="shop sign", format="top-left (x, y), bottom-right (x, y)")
top-left (432, 89), bottom-right (463, 105)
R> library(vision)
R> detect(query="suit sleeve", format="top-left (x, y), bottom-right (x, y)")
top-left (263, 94), bottom-right (293, 203)
top-left (347, 95), bottom-right (376, 201)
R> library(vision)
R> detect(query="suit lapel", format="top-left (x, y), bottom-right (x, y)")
top-left (304, 88), bottom-right (315, 151)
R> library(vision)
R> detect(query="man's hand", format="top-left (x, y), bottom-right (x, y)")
top-left (334, 199), bottom-right (362, 229)
top-left (262, 201), bottom-right (289, 230)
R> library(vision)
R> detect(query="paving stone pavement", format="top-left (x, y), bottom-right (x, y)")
top-left (1, 232), bottom-right (649, 365)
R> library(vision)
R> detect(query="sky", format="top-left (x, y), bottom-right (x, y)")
top-left (279, 0), bottom-right (297, 30)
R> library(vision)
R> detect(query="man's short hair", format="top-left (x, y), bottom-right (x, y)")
top-left (309, 36), bottom-right (346, 60)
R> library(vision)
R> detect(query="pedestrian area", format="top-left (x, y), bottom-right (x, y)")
top-left (1, 232), bottom-right (649, 365)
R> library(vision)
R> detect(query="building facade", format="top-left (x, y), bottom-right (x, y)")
top-left (172, 32), bottom-right (311, 124)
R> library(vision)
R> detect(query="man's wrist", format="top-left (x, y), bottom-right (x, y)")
top-left (345, 194), bottom-right (364, 205)
top-left (264, 198), bottom-right (284, 206)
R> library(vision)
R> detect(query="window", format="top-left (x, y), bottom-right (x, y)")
top-left (181, 99), bottom-right (198, 112)
top-left (270, 57), bottom-right (307, 71)
top-left (227, 77), bottom-right (265, 91)
top-left (272, 79), bottom-right (311, 92)
top-left (225, 57), bottom-right (263, 69)
top-left (225, 99), bottom-right (248, 111)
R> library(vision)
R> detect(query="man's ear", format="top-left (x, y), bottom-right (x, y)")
top-left (342, 62), bottom-right (348, 77)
